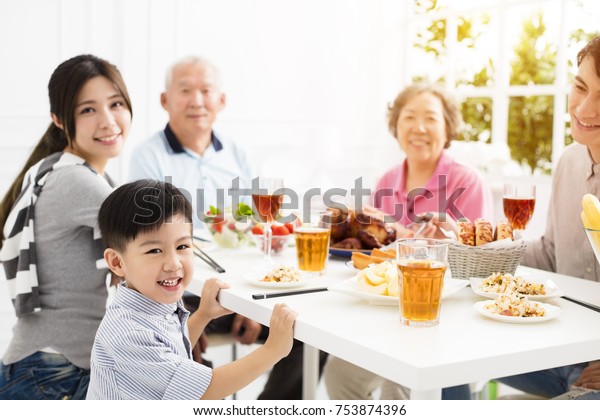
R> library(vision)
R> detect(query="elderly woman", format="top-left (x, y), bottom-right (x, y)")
top-left (374, 83), bottom-right (493, 237)
top-left (324, 83), bottom-right (493, 400)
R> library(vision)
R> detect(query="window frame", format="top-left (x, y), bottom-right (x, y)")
top-left (400, 0), bottom-right (572, 173)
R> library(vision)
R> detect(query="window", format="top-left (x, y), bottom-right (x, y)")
top-left (401, 0), bottom-right (599, 175)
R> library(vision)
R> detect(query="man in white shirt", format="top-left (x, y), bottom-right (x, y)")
top-left (128, 57), bottom-right (253, 228)
top-left (497, 34), bottom-right (600, 400)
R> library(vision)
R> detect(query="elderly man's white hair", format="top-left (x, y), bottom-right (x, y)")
top-left (164, 56), bottom-right (222, 90)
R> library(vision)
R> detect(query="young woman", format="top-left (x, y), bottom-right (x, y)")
top-left (0, 54), bottom-right (132, 399)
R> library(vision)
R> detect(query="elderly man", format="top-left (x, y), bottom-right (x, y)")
top-left (128, 56), bottom-right (253, 226)
top-left (128, 56), bottom-right (327, 399)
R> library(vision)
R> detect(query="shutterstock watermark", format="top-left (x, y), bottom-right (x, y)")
top-left (132, 175), bottom-right (467, 225)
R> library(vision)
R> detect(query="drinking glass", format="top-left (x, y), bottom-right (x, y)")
top-left (295, 210), bottom-right (332, 275)
top-left (585, 227), bottom-right (600, 266)
top-left (252, 177), bottom-right (284, 266)
top-left (503, 184), bottom-right (536, 235)
top-left (396, 238), bottom-right (448, 327)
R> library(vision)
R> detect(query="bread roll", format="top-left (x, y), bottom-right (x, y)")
top-left (494, 220), bottom-right (513, 241)
top-left (474, 218), bottom-right (493, 246)
top-left (351, 253), bottom-right (386, 270)
top-left (457, 220), bottom-right (475, 246)
top-left (371, 248), bottom-right (396, 259)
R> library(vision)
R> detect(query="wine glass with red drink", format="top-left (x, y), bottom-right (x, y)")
top-left (503, 184), bottom-right (536, 237)
top-left (252, 177), bottom-right (284, 266)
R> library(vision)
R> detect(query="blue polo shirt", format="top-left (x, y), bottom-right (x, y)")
top-left (86, 285), bottom-right (212, 400)
top-left (128, 125), bottom-right (254, 227)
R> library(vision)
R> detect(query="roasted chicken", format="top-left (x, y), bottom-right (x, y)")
top-left (329, 208), bottom-right (396, 250)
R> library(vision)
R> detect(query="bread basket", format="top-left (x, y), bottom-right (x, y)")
top-left (447, 240), bottom-right (527, 279)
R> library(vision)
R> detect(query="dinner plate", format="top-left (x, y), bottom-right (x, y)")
top-left (473, 300), bottom-right (562, 324)
top-left (345, 260), bottom-right (358, 270)
top-left (469, 277), bottom-right (563, 301)
top-left (243, 272), bottom-right (308, 289)
top-left (243, 267), bottom-right (319, 289)
top-left (329, 276), bottom-right (469, 305)
top-left (329, 247), bottom-right (372, 258)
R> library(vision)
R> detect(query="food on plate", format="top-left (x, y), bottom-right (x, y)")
top-left (330, 208), bottom-right (396, 250)
top-left (479, 272), bottom-right (547, 296)
top-left (474, 218), bottom-right (493, 245)
top-left (332, 237), bottom-right (363, 249)
top-left (356, 260), bottom-right (399, 297)
top-left (494, 220), bottom-right (513, 241)
top-left (457, 219), bottom-right (475, 246)
top-left (204, 204), bottom-right (252, 248)
top-left (351, 252), bottom-right (386, 270)
top-left (484, 294), bottom-right (546, 317)
top-left (261, 265), bottom-right (301, 283)
top-left (251, 220), bottom-right (295, 254)
top-left (370, 248), bottom-right (396, 259)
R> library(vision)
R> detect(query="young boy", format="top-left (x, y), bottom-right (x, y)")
top-left (86, 180), bottom-right (297, 400)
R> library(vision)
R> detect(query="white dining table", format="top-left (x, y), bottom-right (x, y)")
top-left (188, 244), bottom-right (600, 400)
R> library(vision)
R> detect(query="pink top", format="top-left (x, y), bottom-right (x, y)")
top-left (373, 151), bottom-right (493, 225)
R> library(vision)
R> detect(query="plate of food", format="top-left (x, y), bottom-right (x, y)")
top-left (243, 265), bottom-right (308, 289)
top-left (330, 261), bottom-right (469, 305)
top-left (474, 295), bottom-right (562, 324)
top-left (328, 208), bottom-right (396, 258)
top-left (343, 247), bottom-right (396, 269)
top-left (470, 273), bottom-right (563, 301)
top-left (345, 260), bottom-right (358, 270)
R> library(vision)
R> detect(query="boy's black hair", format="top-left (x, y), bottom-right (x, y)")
top-left (98, 179), bottom-right (192, 251)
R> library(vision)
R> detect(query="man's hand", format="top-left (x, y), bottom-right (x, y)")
top-left (574, 361), bottom-right (600, 390)
top-left (231, 314), bottom-right (262, 344)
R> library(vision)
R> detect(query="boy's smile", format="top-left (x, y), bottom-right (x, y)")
top-left (106, 215), bottom-right (194, 304)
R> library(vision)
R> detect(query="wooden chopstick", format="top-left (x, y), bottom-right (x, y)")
top-left (252, 287), bottom-right (329, 300)
top-left (193, 235), bottom-right (212, 243)
top-left (193, 244), bottom-right (226, 273)
top-left (561, 296), bottom-right (600, 313)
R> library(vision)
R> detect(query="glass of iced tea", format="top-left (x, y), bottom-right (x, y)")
top-left (503, 184), bottom-right (536, 234)
top-left (295, 210), bottom-right (332, 275)
top-left (396, 238), bottom-right (448, 327)
top-left (252, 177), bottom-right (284, 266)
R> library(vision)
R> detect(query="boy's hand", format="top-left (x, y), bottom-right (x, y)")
top-left (197, 278), bottom-right (233, 320)
top-left (264, 303), bottom-right (298, 360)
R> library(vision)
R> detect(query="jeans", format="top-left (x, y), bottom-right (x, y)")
top-left (0, 352), bottom-right (90, 400)
top-left (442, 384), bottom-right (472, 400)
top-left (497, 362), bottom-right (597, 399)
